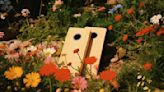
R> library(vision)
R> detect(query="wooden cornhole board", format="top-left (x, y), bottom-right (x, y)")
top-left (85, 27), bottom-right (107, 76)
top-left (59, 27), bottom-right (107, 76)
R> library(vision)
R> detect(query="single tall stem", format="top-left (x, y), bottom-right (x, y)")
top-left (49, 78), bottom-right (52, 92)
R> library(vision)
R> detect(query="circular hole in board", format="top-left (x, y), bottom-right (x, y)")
top-left (74, 34), bottom-right (81, 40)
top-left (91, 32), bottom-right (97, 38)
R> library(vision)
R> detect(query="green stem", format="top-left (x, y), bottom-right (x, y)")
top-left (90, 65), bottom-right (92, 77)
top-left (26, 17), bottom-right (29, 26)
top-left (70, 65), bottom-right (80, 72)
top-left (64, 55), bottom-right (67, 65)
top-left (49, 78), bottom-right (52, 92)
top-left (77, 53), bottom-right (83, 64)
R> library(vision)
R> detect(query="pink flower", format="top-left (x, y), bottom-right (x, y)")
top-left (0, 32), bottom-right (4, 38)
top-left (52, 5), bottom-right (57, 12)
top-left (97, 6), bottom-right (106, 12)
top-left (44, 56), bottom-right (55, 64)
top-left (36, 43), bottom-right (45, 50)
top-left (55, 0), bottom-right (63, 5)
top-left (56, 88), bottom-right (61, 92)
top-left (52, 0), bottom-right (63, 12)
top-left (72, 76), bottom-right (88, 90)
top-left (5, 52), bottom-right (19, 61)
top-left (71, 90), bottom-right (82, 92)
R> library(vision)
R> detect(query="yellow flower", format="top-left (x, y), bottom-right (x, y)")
top-left (99, 88), bottom-right (105, 92)
top-left (4, 66), bottom-right (23, 80)
top-left (23, 72), bottom-right (41, 88)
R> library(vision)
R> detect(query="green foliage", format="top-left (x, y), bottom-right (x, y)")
top-left (17, 9), bottom-right (74, 44)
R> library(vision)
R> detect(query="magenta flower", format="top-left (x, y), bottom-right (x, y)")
top-left (72, 76), bottom-right (88, 90)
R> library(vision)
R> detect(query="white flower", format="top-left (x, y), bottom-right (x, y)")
top-left (147, 79), bottom-right (152, 84)
top-left (143, 86), bottom-right (149, 90)
top-left (142, 76), bottom-right (145, 80)
top-left (73, 13), bottom-right (81, 18)
top-left (150, 14), bottom-right (162, 24)
top-left (27, 46), bottom-right (37, 52)
top-left (141, 82), bottom-right (144, 86)
top-left (21, 9), bottom-right (30, 17)
top-left (0, 13), bottom-right (8, 20)
top-left (137, 75), bottom-right (142, 79)
top-left (42, 47), bottom-right (56, 57)
top-left (137, 82), bottom-right (141, 87)
top-left (0, 13), bottom-right (6, 20)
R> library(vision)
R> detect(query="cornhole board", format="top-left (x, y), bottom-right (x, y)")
top-left (59, 27), bottom-right (91, 75)
top-left (59, 27), bottom-right (107, 76)
top-left (85, 27), bottom-right (107, 76)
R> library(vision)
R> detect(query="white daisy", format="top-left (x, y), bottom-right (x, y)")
top-left (21, 9), bottom-right (30, 17)
top-left (150, 14), bottom-right (162, 24)
top-left (42, 47), bottom-right (56, 57)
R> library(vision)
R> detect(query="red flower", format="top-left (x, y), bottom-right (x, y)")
top-left (139, 2), bottom-right (145, 8)
top-left (84, 56), bottom-right (97, 64)
top-left (100, 70), bottom-right (116, 81)
top-left (143, 63), bottom-right (153, 71)
top-left (136, 37), bottom-right (143, 43)
top-left (127, 8), bottom-right (135, 15)
top-left (39, 63), bottom-right (57, 76)
top-left (122, 34), bottom-right (128, 42)
top-left (108, 25), bottom-right (113, 30)
top-left (55, 68), bottom-right (71, 82)
top-left (114, 14), bottom-right (122, 22)
top-left (74, 48), bottom-right (79, 53)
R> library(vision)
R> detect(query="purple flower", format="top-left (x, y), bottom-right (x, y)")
top-left (108, 4), bottom-right (123, 14)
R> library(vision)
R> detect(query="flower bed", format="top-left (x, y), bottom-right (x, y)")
top-left (0, 0), bottom-right (164, 92)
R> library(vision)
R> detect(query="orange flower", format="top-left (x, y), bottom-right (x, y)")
top-left (100, 69), bottom-right (116, 81)
top-left (39, 63), bottom-right (57, 76)
top-left (127, 8), bottom-right (135, 15)
top-left (74, 48), bottom-right (79, 53)
top-left (0, 44), bottom-right (7, 49)
top-left (108, 25), bottom-right (113, 30)
top-left (55, 68), bottom-right (71, 82)
top-left (114, 14), bottom-right (122, 22)
top-left (84, 56), bottom-right (97, 64)
top-left (136, 26), bottom-right (154, 36)
top-left (139, 2), bottom-right (145, 8)
top-left (122, 34), bottom-right (128, 42)
top-left (156, 27), bottom-right (164, 36)
top-left (136, 37), bottom-right (143, 43)
top-left (110, 79), bottom-right (120, 91)
top-left (143, 63), bottom-right (152, 71)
